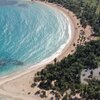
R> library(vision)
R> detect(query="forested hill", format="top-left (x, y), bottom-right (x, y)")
top-left (48, 0), bottom-right (100, 36)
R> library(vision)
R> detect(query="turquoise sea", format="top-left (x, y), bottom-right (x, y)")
top-left (0, 0), bottom-right (70, 76)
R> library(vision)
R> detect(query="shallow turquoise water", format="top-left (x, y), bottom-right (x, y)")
top-left (0, 0), bottom-right (69, 76)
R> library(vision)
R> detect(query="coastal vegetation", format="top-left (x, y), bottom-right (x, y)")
top-left (33, 40), bottom-right (100, 99)
top-left (32, 0), bottom-right (100, 99)
top-left (48, 0), bottom-right (100, 36)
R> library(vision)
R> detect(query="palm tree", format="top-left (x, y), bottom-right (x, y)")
top-left (54, 58), bottom-right (57, 65)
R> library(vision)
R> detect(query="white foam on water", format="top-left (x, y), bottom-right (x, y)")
top-left (0, 2), bottom-right (74, 78)
top-left (29, 9), bottom-right (72, 69)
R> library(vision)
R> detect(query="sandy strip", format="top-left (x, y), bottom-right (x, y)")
top-left (0, 1), bottom-right (88, 100)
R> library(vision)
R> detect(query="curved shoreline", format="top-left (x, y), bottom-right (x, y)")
top-left (0, 1), bottom-right (73, 79)
top-left (30, 2), bottom-right (73, 68)
top-left (0, 1), bottom-right (81, 100)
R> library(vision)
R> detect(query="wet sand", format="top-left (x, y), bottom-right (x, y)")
top-left (0, 1), bottom-right (92, 100)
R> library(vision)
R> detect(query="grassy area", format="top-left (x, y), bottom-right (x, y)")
top-left (97, 37), bottom-right (100, 40)
top-left (84, 0), bottom-right (100, 13)
top-left (83, 0), bottom-right (98, 5)
top-left (74, 0), bottom-right (100, 13)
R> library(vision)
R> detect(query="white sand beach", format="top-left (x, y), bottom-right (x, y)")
top-left (0, 1), bottom-right (92, 100)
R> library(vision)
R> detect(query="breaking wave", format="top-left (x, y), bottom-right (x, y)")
top-left (0, 1), bottom-right (72, 76)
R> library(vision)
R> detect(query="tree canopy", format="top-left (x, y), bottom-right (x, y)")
top-left (48, 0), bottom-right (100, 36)
top-left (33, 40), bottom-right (100, 99)
top-left (32, 0), bottom-right (100, 99)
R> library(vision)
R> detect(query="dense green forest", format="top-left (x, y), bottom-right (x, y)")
top-left (33, 40), bottom-right (100, 99)
top-left (32, 0), bottom-right (100, 99)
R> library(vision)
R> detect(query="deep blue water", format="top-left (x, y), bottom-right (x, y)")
top-left (0, 0), bottom-right (69, 76)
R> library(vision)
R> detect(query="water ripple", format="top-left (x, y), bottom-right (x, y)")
top-left (0, 2), bottom-right (70, 76)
